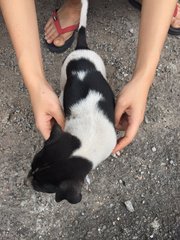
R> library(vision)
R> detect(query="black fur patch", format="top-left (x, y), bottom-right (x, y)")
top-left (76, 27), bottom-right (89, 50)
top-left (64, 59), bottom-right (115, 123)
top-left (29, 123), bottom-right (92, 203)
top-left (66, 58), bottom-right (96, 76)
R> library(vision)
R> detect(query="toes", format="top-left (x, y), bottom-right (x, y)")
top-left (45, 29), bottom-right (59, 44)
top-left (44, 17), bottom-right (54, 31)
top-left (45, 24), bottom-right (55, 36)
top-left (53, 36), bottom-right (65, 47)
top-left (53, 31), bottom-right (73, 47)
top-left (44, 18), bottom-right (57, 37)
top-left (44, 17), bottom-right (59, 43)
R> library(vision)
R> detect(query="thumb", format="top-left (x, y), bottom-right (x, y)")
top-left (112, 119), bottom-right (138, 153)
top-left (115, 103), bottom-right (126, 129)
top-left (52, 106), bottom-right (65, 129)
top-left (37, 117), bottom-right (52, 140)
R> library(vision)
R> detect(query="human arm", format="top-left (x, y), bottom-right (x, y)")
top-left (0, 0), bottom-right (64, 139)
top-left (113, 0), bottom-right (177, 152)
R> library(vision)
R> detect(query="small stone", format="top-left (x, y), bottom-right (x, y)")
top-left (123, 73), bottom-right (128, 77)
top-left (124, 200), bottom-right (135, 212)
top-left (85, 175), bottom-right (91, 185)
top-left (129, 28), bottom-right (134, 34)
top-left (152, 147), bottom-right (156, 152)
top-left (161, 162), bottom-right (166, 166)
top-left (102, 225), bottom-right (106, 231)
top-left (150, 218), bottom-right (160, 238)
top-left (150, 218), bottom-right (160, 231)
top-left (144, 116), bottom-right (150, 124)
top-left (169, 160), bottom-right (174, 165)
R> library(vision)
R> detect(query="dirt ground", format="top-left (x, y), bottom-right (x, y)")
top-left (0, 0), bottom-right (180, 239)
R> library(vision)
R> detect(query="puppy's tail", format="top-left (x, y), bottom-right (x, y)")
top-left (76, 0), bottom-right (89, 50)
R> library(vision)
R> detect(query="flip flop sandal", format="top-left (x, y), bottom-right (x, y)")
top-left (128, 0), bottom-right (180, 36)
top-left (169, 4), bottom-right (180, 35)
top-left (45, 10), bottom-right (79, 53)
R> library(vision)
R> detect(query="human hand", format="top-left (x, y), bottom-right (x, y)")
top-left (29, 81), bottom-right (65, 140)
top-left (113, 79), bottom-right (150, 153)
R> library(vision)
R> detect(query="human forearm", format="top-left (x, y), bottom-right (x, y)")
top-left (133, 0), bottom-right (177, 88)
top-left (0, 0), bottom-right (45, 92)
top-left (0, 0), bottom-right (65, 138)
top-left (114, 0), bottom-right (177, 152)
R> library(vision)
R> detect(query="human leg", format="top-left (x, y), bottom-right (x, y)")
top-left (128, 0), bottom-right (180, 35)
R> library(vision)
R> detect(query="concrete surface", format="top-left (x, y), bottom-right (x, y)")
top-left (0, 0), bottom-right (180, 239)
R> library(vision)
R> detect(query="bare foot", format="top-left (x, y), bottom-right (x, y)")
top-left (171, 3), bottom-right (180, 29)
top-left (44, 1), bottom-right (81, 47)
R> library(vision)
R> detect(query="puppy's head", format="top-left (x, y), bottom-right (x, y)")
top-left (27, 123), bottom-right (92, 204)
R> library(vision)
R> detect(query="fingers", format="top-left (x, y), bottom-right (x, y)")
top-left (41, 127), bottom-right (51, 140)
top-left (113, 118), bottom-right (140, 153)
top-left (36, 115), bottom-right (52, 140)
top-left (35, 105), bottom-right (65, 140)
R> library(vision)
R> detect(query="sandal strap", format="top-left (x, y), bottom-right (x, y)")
top-left (52, 11), bottom-right (79, 35)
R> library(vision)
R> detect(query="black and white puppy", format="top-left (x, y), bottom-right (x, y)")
top-left (27, 0), bottom-right (117, 204)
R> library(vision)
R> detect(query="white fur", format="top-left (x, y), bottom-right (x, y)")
top-left (72, 70), bottom-right (88, 80)
top-left (78, 70), bottom-right (88, 80)
top-left (64, 90), bottom-right (116, 169)
top-left (60, 49), bottom-right (106, 91)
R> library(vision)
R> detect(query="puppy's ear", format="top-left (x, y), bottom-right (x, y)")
top-left (55, 180), bottom-right (82, 204)
top-left (45, 122), bottom-right (63, 145)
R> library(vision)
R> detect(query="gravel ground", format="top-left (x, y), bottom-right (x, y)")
top-left (0, 0), bottom-right (180, 239)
